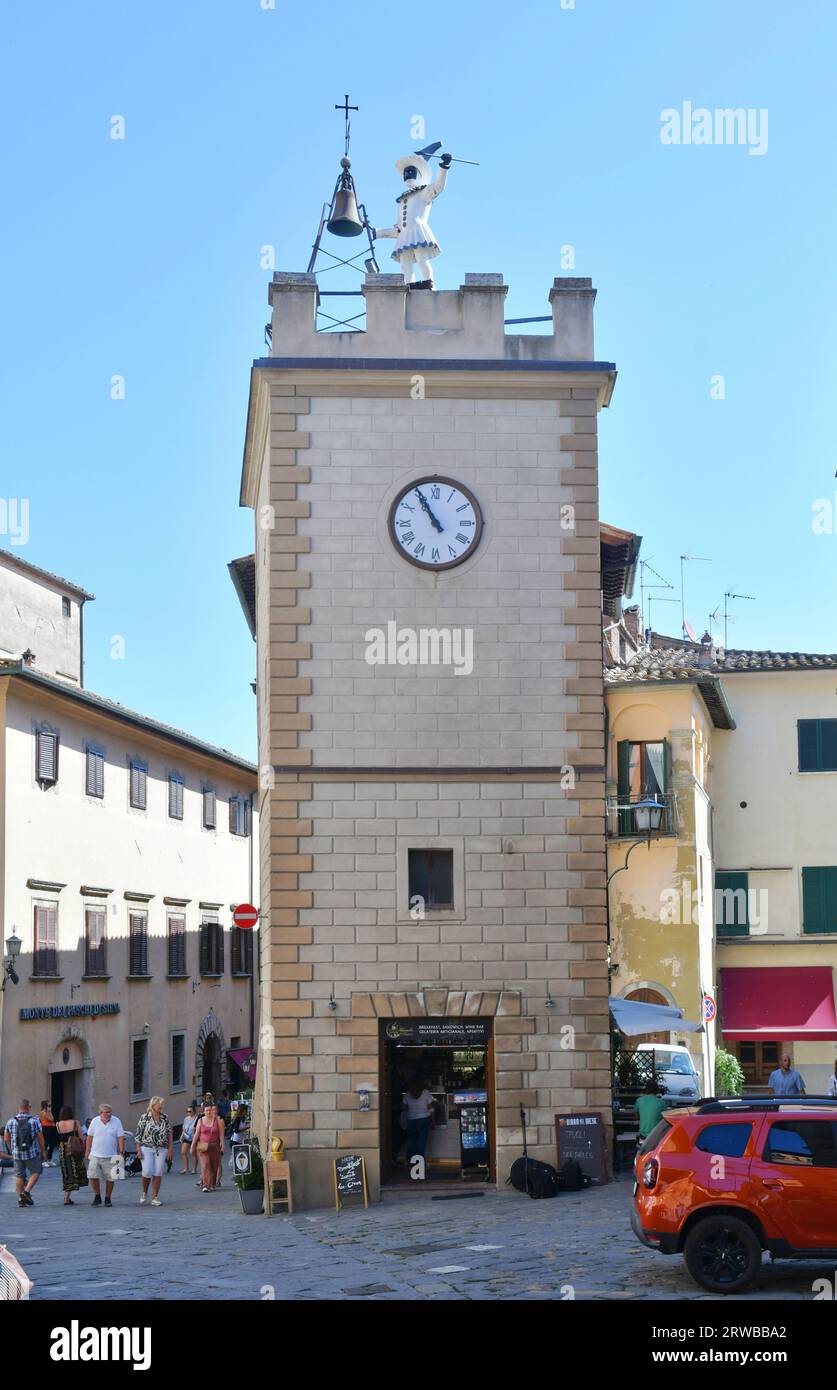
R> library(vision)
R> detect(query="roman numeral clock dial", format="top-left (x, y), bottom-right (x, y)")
top-left (388, 477), bottom-right (483, 571)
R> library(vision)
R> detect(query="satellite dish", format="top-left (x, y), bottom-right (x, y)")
top-left (684, 621), bottom-right (698, 642)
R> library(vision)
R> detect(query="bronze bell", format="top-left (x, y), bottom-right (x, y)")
top-left (327, 158), bottom-right (364, 237)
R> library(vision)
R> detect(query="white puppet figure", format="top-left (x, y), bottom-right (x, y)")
top-left (373, 152), bottom-right (452, 288)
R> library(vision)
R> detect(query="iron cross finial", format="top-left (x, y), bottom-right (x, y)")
top-left (335, 94), bottom-right (358, 157)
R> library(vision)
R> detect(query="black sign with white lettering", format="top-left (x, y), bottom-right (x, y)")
top-left (383, 1019), bottom-right (490, 1047)
top-left (334, 1153), bottom-right (364, 1197)
top-left (555, 1112), bottom-right (607, 1185)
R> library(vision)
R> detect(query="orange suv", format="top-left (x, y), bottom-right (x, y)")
top-left (632, 1097), bottom-right (837, 1293)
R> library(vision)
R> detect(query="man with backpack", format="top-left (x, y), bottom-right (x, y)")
top-left (3, 1098), bottom-right (46, 1208)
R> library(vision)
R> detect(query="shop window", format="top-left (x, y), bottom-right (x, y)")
top-left (408, 848), bottom-right (454, 911)
top-left (170, 1032), bottom-right (187, 1092)
top-left (167, 914), bottom-right (186, 975)
top-left (128, 912), bottom-right (149, 976)
top-left (33, 902), bottom-right (58, 976)
top-left (798, 719), bottom-right (837, 772)
top-left (84, 907), bottom-right (107, 977)
top-left (131, 1038), bottom-right (149, 1102)
top-left (764, 1120), bottom-right (837, 1168)
top-left (715, 872), bottom-right (749, 937)
top-left (200, 919), bottom-right (223, 975)
top-left (802, 866), bottom-right (837, 934)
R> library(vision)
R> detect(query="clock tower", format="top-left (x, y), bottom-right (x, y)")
top-left (240, 271), bottom-right (616, 1207)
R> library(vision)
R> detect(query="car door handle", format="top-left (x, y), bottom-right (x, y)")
top-left (758, 1178), bottom-right (784, 1190)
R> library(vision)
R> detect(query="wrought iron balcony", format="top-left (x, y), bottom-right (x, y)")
top-left (606, 791), bottom-right (677, 839)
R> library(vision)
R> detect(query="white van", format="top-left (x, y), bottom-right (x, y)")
top-left (635, 1043), bottom-right (701, 1100)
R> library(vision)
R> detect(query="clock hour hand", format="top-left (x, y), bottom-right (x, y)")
top-left (413, 487), bottom-right (444, 533)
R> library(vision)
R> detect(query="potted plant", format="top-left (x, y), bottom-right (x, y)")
top-left (714, 1048), bottom-right (744, 1098)
top-left (233, 1144), bottom-right (264, 1215)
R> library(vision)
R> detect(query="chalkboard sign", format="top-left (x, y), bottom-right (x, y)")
top-left (555, 1112), bottom-right (607, 1185)
top-left (333, 1153), bottom-right (369, 1210)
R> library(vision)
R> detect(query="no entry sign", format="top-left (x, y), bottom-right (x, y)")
top-left (233, 902), bottom-right (259, 930)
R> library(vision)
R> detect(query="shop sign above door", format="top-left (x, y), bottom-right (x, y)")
top-left (20, 1002), bottom-right (120, 1022)
top-left (384, 1019), bottom-right (490, 1047)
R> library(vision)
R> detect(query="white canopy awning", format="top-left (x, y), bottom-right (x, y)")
top-left (609, 995), bottom-right (704, 1037)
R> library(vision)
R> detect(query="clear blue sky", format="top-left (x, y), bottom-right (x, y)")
top-left (2, 0), bottom-right (835, 760)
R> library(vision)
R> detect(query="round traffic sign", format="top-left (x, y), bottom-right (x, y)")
top-left (233, 902), bottom-right (259, 930)
top-left (703, 994), bottom-right (716, 1023)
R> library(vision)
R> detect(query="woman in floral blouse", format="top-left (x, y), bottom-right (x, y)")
top-left (135, 1097), bottom-right (173, 1207)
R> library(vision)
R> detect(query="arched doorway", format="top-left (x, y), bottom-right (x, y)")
top-left (48, 1031), bottom-right (94, 1122)
top-left (202, 1035), bottom-right (222, 1098)
top-left (624, 987), bottom-right (671, 1044)
top-left (195, 1011), bottom-right (227, 1101)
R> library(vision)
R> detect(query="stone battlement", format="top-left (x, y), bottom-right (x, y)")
top-left (268, 272), bottom-right (598, 362)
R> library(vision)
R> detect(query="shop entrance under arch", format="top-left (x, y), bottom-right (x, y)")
top-left (379, 1018), bottom-right (495, 1186)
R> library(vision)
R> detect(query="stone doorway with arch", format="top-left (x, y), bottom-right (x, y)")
top-left (48, 1030), bottom-right (94, 1123)
top-left (195, 1011), bottom-right (227, 1101)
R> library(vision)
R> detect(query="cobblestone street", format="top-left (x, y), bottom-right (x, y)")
top-left (2, 1163), bottom-right (832, 1301)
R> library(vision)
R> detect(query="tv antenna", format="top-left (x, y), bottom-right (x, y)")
top-left (639, 559), bottom-right (675, 641)
top-left (680, 554), bottom-right (711, 640)
top-left (723, 590), bottom-right (755, 649)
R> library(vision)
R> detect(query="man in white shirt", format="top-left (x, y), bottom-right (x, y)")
top-left (84, 1103), bottom-right (125, 1207)
top-left (828, 1062), bottom-right (837, 1098)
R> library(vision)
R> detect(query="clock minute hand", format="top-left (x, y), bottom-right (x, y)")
top-left (414, 487), bottom-right (444, 533)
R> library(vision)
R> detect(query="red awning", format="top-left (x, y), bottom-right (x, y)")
top-left (228, 1047), bottom-right (257, 1078)
top-left (720, 967), bottom-right (837, 1041)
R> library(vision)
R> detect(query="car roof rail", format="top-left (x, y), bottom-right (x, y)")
top-left (696, 1095), bottom-right (837, 1114)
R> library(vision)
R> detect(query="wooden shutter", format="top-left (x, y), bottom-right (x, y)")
top-left (168, 914), bottom-right (186, 974)
top-left (34, 904), bottom-right (57, 975)
top-left (213, 922), bottom-right (223, 974)
top-left (803, 866), bottom-right (837, 934)
top-left (798, 720), bottom-right (819, 771)
top-left (130, 762), bottom-right (147, 810)
top-left (86, 749), bottom-right (104, 798)
top-left (715, 871), bottom-right (749, 936)
top-left (85, 907), bottom-right (107, 975)
top-left (229, 797), bottom-right (238, 834)
top-left (168, 776), bottom-right (184, 820)
top-left (616, 740), bottom-right (632, 834)
top-left (36, 730), bottom-right (59, 784)
top-left (199, 922), bottom-right (210, 973)
top-left (203, 788), bottom-right (216, 829)
top-left (129, 912), bottom-right (148, 974)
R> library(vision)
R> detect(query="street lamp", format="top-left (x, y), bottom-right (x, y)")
top-left (2, 930), bottom-right (21, 989)
top-left (633, 796), bottom-right (664, 840)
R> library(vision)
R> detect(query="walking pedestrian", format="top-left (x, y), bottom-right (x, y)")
top-left (56, 1106), bottom-right (88, 1206)
top-left (39, 1101), bottom-right (58, 1166)
top-left (768, 1055), bottom-right (806, 1097)
top-left (191, 1101), bottom-right (224, 1192)
top-left (3, 1099), bottom-right (45, 1208)
top-left (85, 1103), bottom-right (125, 1207)
top-left (180, 1105), bottom-right (197, 1173)
top-left (135, 1097), bottom-right (173, 1206)
top-left (401, 1076), bottom-right (435, 1171)
top-left (217, 1090), bottom-right (232, 1124)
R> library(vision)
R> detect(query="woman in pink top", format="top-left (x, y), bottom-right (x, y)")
top-left (191, 1103), bottom-right (224, 1192)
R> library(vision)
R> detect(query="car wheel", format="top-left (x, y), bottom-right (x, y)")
top-left (683, 1215), bottom-right (763, 1294)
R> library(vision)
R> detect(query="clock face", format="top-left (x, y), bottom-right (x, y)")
top-left (388, 476), bottom-right (483, 570)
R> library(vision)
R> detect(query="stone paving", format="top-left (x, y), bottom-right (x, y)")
top-left (1, 1162), bottom-right (832, 1301)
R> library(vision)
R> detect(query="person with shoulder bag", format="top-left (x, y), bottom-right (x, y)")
top-left (56, 1105), bottom-right (88, 1205)
top-left (136, 1097), bottom-right (173, 1207)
